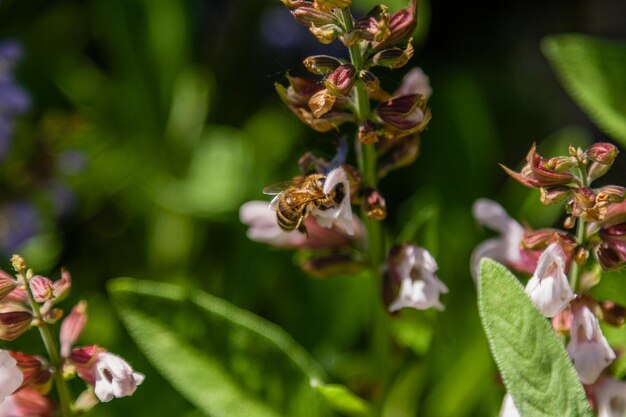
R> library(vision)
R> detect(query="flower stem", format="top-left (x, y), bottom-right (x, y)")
top-left (19, 273), bottom-right (73, 417)
top-left (569, 164), bottom-right (589, 292)
top-left (339, 6), bottom-right (389, 394)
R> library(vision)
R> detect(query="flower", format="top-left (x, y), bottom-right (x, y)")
top-left (310, 167), bottom-right (354, 235)
top-left (498, 393), bottom-right (521, 417)
top-left (567, 304), bottom-right (615, 384)
top-left (594, 377), bottom-right (626, 417)
top-left (386, 245), bottom-right (448, 312)
top-left (393, 67), bottom-right (432, 99)
top-left (0, 350), bottom-right (23, 403)
top-left (94, 352), bottom-right (144, 402)
top-left (60, 301), bottom-right (87, 358)
top-left (524, 243), bottom-right (575, 317)
top-left (471, 199), bottom-right (526, 280)
top-left (0, 388), bottom-right (54, 417)
top-left (239, 201), bottom-right (361, 249)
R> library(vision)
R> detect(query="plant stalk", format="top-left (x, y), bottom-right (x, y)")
top-left (569, 164), bottom-right (590, 292)
top-left (19, 273), bottom-right (73, 417)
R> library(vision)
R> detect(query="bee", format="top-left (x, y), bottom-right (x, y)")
top-left (263, 173), bottom-right (345, 234)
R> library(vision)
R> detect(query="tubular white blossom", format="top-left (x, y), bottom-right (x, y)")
top-left (567, 305), bottom-right (615, 384)
top-left (310, 167), bottom-right (354, 235)
top-left (498, 394), bottom-right (521, 417)
top-left (524, 243), bottom-right (575, 317)
top-left (471, 199), bottom-right (525, 281)
top-left (0, 350), bottom-right (23, 404)
top-left (94, 352), bottom-right (144, 403)
top-left (595, 377), bottom-right (626, 417)
top-left (389, 246), bottom-right (448, 312)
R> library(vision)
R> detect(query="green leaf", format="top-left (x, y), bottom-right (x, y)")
top-left (589, 268), bottom-right (626, 306)
top-left (478, 259), bottom-right (593, 417)
top-left (542, 34), bottom-right (626, 146)
top-left (312, 383), bottom-right (373, 417)
top-left (108, 278), bottom-right (332, 417)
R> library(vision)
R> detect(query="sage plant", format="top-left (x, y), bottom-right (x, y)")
top-left (474, 143), bottom-right (626, 416)
top-left (241, 0), bottom-right (446, 312)
top-left (0, 255), bottom-right (143, 417)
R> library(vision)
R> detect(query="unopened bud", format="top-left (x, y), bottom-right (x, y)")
top-left (370, 42), bottom-right (414, 70)
top-left (376, 94), bottom-right (428, 132)
top-left (595, 185), bottom-right (626, 204)
top-left (291, 7), bottom-right (336, 26)
top-left (60, 301), bottom-right (88, 357)
top-left (600, 301), bottom-right (626, 326)
top-left (350, 5), bottom-right (391, 44)
top-left (0, 270), bottom-right (17, 301)
top-left (564, 216), bottom-right (576, 229)
top-left (303, 55), bottom-right (342, 75)
top-left (587, 143), bottom-right (618, 165)
top-left (314, 0), bottom-right (351, 12)
top-left (363, 187), bottom-right (387, 220)
top-left (540, 186), bottom-right (572, 205)
top-left (358, 120), bottom-right (380, 144)
top-left (575, 246), bottom-right (589, 265)
top-left (308, 88), bottom-right (336, 118)
top-left (309, 23), bottom-right (341, 44)
top-left (0, 310), bottom-right (33, 340)
top-left (52, 269), bottom-right (72, 302)
top-left (325, 64), bottom-right (356, 96)
top-left (44, 308), bottom-right (64, 324)
top-left (29, 276), bottom-right (54, 303)
top-left (11, 255), bottom-right (25, 273)
top-left (545, 156), bottom-right (577, 172)
top-left (372, 0), bottom-right (418, 50)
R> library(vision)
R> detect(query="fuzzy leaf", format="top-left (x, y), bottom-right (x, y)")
top-left (478, 259), bottom-right (593, 417)
top-left (542, 35), bottom-right (626, 146)
top-left (108, 278), bottom-right (331, 417)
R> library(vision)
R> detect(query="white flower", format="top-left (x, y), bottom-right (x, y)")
top-left (239, 201), bottom-right (307, 247)
top-left (0, 350), bottom-right (22, 404)
top-left (595, 377), bottom-right (626, 417)
top-left (388, 246), bottom-right (448, 312)
top-left (498, 393), bottom-right (521, 417)
top-left (94, 352), bottom-right (144, 402)
top-left (471, 199), bottom-right (525, 281)
top-left (310, 167), bottom-right (354, 235)
top-left (524, 243), bottom-right (575, 317)
top-left (394, 67), bottom-right (432, 99)
top-left (567, 305), bottom-right (615, 384)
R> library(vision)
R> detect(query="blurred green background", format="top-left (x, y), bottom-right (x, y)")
top-left (1, 0), bottom-right (626, 416)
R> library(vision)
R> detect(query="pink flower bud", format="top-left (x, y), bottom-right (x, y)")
top-left (363, 187), bottom-right (386, 220)
top-left (567, 304), bottom-right (615, 384)
top-left (0, 310), bottom-right (32, 341)
top-left (8, 352), bottom-right (49, 393)
top-left (325, 64), bottom-right (356, 96)
top-left (0, 350), bottom-right (23, 403)
top-left (501, 143), bottom-right (577, 190)
top-left (52, 269), bottom-right (71, 302)
top-left (291, 6), bottom-right (337, 26)
top-left (586, 143), bottom-right (618, 165)
top-left (60, 301), bottom-right (88, 358)
top-left (348, 5), bottom-right (390, 44)
top-left (372, 0), bottom-right (418, 50)
top-left (29, 276), bottom-right (53, 303)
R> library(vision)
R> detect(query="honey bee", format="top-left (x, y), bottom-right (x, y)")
top-left (263, 173), bottom-right (345, 233)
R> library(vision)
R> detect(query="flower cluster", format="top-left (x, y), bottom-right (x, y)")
top-left (241, 0), bottom-right (445, 312)
top-left (0, 255), bottom-right (142, 416)
top-left (474, 142), bottom-right (626, 416)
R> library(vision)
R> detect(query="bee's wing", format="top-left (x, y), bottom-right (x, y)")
top-left (268, 191), bottom-right (321, 212)
top-left (263, 180), bottom-right (300, 195)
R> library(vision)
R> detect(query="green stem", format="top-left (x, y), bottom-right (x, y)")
top-left (339, 6), bottom-right (389, 398)
top-left (569, 163), bottom-right (590, 292)
top-left (19, 273), bottom-right (73, 417)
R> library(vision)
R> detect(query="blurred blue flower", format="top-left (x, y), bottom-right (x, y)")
top-left (0, 201), bottom-right (40, 254)
top-left (0, 39), bottom-right (30, 160)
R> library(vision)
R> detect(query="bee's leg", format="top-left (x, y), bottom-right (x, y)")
top-left (295, 216), bottom-right (309, 237)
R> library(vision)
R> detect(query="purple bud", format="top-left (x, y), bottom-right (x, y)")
top-left (370, 43), bottom-right (414, 70)
top-left (363, 188), bottom-right (386, 220)
top-left (0, 269), bottom-right (16, 301)
top-left (372, 0), bottom-right (418, 50)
